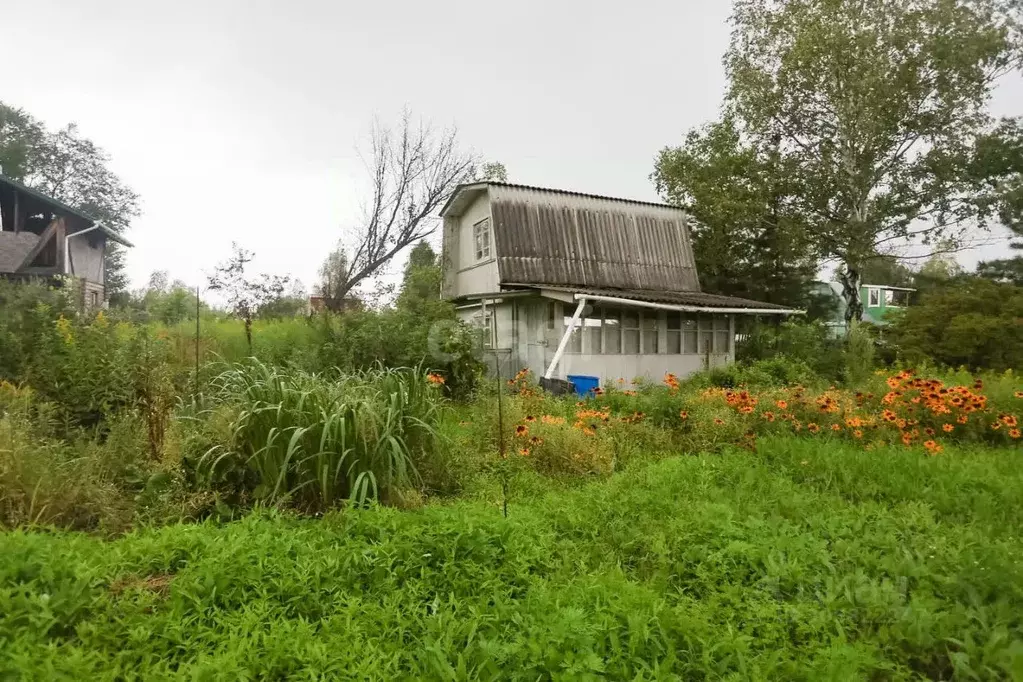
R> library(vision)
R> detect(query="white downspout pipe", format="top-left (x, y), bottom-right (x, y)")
top-left (573, 293), bottom-right (803, 316)
top-left (64, 222), bottom-right (104, 275)
top-left (544, 298), bottom-right (586, 379)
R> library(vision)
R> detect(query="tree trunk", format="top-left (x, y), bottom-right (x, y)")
top-left (244, 316), bottom-right (253, 356)
top-left (838, 263), bottom-right (863, 330)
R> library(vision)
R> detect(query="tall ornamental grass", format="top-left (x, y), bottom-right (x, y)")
top-left (197, 360), bottom-right (441, 511)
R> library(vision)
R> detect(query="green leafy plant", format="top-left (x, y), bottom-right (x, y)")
top-left (194, 360), bottom-right (442, 511)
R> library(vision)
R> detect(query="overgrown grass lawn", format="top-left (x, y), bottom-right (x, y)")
top-left (3, 438), bottom-right (1022, 680)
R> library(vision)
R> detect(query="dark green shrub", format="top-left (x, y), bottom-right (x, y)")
top-left (699, 356), bottom-right (820, 388)
top-left (0, 279), bottom-right (75, 382)
top-left (313, 308), bottom-right (483, 400)
top-left (737, 319), bottom-right (847, 382)
top-left (887, 277), bottom-right (1023, 371)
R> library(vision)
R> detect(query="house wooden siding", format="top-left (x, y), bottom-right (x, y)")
top-left (443, 191), bottom-right (499, 299)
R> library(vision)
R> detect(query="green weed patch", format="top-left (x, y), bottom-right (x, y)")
top-left (2, 438), bottom-right (1021, 679)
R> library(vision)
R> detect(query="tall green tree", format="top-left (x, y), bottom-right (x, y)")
top-left (396, 241), bottom-right (443, 313)
top-left (654, 118), bottom-right (818, 307)
top-left (721, 0), bottom-right (1022, 323)
top-left (975, 117), bottom-right (1023, 284)
top-left (0, 105), bottom-right (44, 179)
top-left (0, 102), bottom-right (140, 297)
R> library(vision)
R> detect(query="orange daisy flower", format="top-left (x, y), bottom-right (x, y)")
top-left (831, 424), bottom-right (841, 432)
top-left (942, 424), bottom-right (954, 433)
top-left (853, 429), bottom-right (864, 439)
top-left (524, 415), bottom-right (536, 423)
top-left (957, 415), bottom-right (969, 424)
top-left (515, 425), bottom-right (529, 437)
top-left (1010, 428), bottom-right (1021, 439)
top-left (1000, 414), bottom-right (1018, 427)
top-left (776, 400), bottom-right (788, 410)
top-left (807, 423), bottom-right (821, 434)
top-left (518, 447), bottom-right (530, 456)
top-left (679, 410), bottom-right (689, 420)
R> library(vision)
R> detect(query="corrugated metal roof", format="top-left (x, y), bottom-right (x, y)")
top-left (488, 184), bottom-right (700, 292)
top-left (0, 232), bottom-right (40, 273)
top-left (511, 285), bottom-right (794, 311)
top-left (439, 181), bottom-right (682, 217)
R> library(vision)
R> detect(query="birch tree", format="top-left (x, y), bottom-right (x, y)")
top-left (723, 0), bottom-right (1022, 323)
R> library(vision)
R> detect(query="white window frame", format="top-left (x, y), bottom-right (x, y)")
top-left (473, 218), bottom-right (492, 262)
top-left (640, 311), bottom-right (659, 354)
top-left (474, 309), bottom-right (495, 349)
top-left (885, 289), bottom-right (910, 307)
top-left (562, 314), bottom-right (583, 354)
top-left (622, 309), bottom-right (641, 354)
top-left (868, 288), bottom-right (880, 307)
top-left (602, 308), bottom-right (622, 355)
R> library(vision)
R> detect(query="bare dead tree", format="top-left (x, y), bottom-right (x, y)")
top-left (330, 111), bottom-right (478, 301)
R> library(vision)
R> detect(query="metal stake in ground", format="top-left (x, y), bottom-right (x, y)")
top-left (194, 285), bottom-right (201, 398)
top-left (495, 350), bottom-right (509, 518)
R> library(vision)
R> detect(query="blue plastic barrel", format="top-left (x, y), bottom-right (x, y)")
top-left (567, 375), bottom-right (600, 397)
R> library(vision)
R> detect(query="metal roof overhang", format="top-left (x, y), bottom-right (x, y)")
top-left (570, 292), bottom-right (802, 315)
top-left (439, 183), bottom-right (489, 218)
top-left (504, 284), bottom-right (802, 315)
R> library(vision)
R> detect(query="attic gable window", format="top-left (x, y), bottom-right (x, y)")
top-left (473, 218), bottom-right (492, 262)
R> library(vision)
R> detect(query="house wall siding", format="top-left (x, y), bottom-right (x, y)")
top-left (68, 234), bottom-right (104, 284)
top-left (450, 192), bottom-right (499, 298)
top-left (460, 296), bottom-right (733, 384)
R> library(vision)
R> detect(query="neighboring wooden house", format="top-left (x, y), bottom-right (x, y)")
top-left (814, 281), bottom-right (915, 336)
top-left (0, 175), bottom-right (132, 309)
top-left (440, 182), bottom-right (799, 384)
top-left (862, 283), bottom-right (913, 323)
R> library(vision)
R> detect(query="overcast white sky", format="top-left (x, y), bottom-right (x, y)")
top-left (4, 0), bottom-right (1021, 292)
